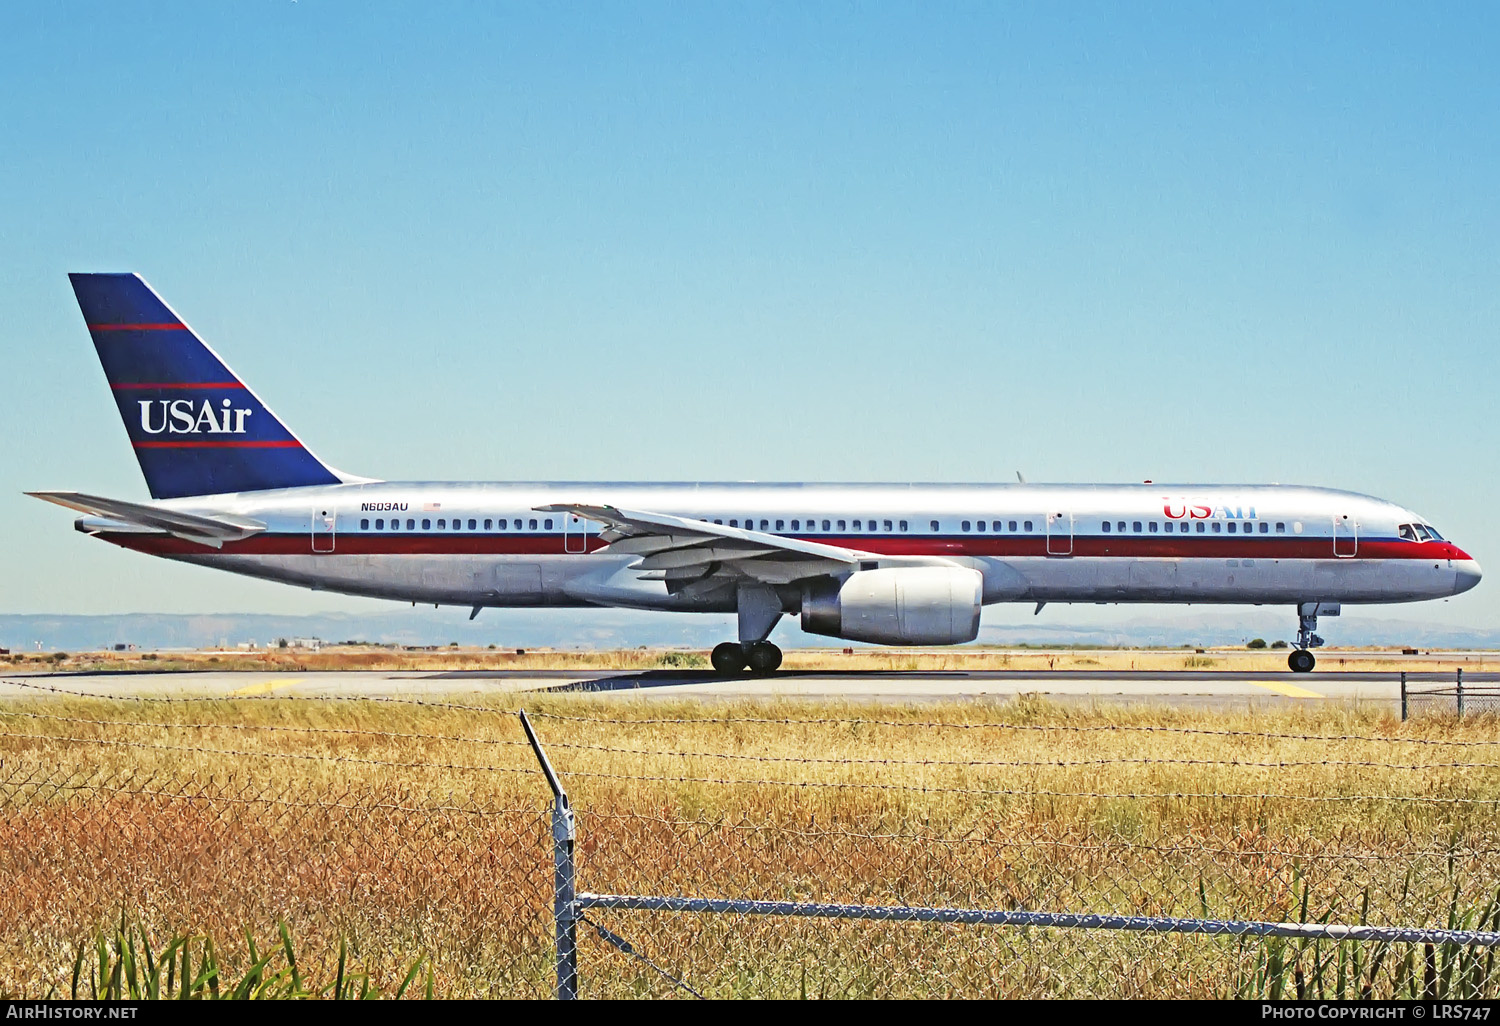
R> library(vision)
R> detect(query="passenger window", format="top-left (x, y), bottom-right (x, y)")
top-left (991, 521), bottom-right (1000, 532)
top-left (776, 519), bottom-right (785, 531)
top-left (837, 520), bottom-right (847, 531)
top-left (360, 519), bottom-right (370, 530)
top-left (422, 519), bottom-right (431, 530)
top-left (761, 520), bottom-right (769, 531)
top-left (452, 520), bottom-right (461, 531)
top-left (824, 520), bottom-right (832, 531)
top-left (1102, 521), bottom-right (1111, 533)
top-left (513, 519), bottom-right (522, 530)
top-left (1149, 522), bottom-right (1158, 533)
top-left (714, 519), bottom-right (723, 525)
top-left (1212, 522), bottom-right (1222, 533)
top-left (930, 520), bottom-right (939, 531)
top-left (961, 521), bottom-right (971, 532)
top-left (437, 519), bottom-right (446, 529)
top-left (790, 520), bottom-right (799, 531)
top-left (484, 519), bottom-right (492, 530)
top-left (899, 521), bottom-right (908, 531)
top-left (1132, 522), bottom-right (1142, 532)
top-left (468, 519), bottom-right (477, 530)
top-left (1259, 522), bottom-right (1268, 534)
top-left (1275, 522), bottom-right (1285, 533)
top-left (1293, 522), bottom-right (1303, 534)
top-left (884, 520), bottom-right (893, 532)
top-left (976, 520), bottom-right (985, 532)
top-left (544, 519), bottom-right (553, 530)
top-left (390, 520), bottom-right (398, 531)
top-left (852, 520), bottom-right (861, 532)
top-left (1024, 520), bottom-right (1033, 531)
top-left (1227, 522), bottom-right (1236, 534)
top-left (529, 518), bottom-right (538, 530)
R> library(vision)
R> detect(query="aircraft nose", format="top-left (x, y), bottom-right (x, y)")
top-left (1454, 559), bottom-right (1483, 595)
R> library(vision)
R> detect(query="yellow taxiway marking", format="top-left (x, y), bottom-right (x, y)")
top-left (1249, 679), bottom-right (1324, 699)
top-left (227, 677), bottom-right (303, 697)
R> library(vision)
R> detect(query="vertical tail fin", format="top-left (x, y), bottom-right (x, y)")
top-left (69, 273), bottom-right (347, 499)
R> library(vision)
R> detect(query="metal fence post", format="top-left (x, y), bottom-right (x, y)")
top-left (1400, 671), bottom-right (1408, 722)
top-left (520, 709), bottom-right (579, 1000)
top-left (1456, 668), bottom-right (1465, 719)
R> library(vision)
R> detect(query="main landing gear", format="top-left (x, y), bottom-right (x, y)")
top-left (1287, 601), bottom-right (1340, 673)
top-left (710, 582), bottom-right (785, 675)
top-left (711, 641), bottom-right (783, 674)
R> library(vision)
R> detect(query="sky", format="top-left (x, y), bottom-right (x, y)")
top-left (1, 2), bottom-right (1497, 638)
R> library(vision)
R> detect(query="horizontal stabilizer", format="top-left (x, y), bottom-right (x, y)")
top-left (27, 491), bottom-right (266, 549)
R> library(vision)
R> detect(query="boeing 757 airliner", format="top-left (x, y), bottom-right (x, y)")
top-left (30, 274), bottom-right (1481, 673)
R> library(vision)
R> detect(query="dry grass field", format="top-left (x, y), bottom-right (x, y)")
top-left (1, 689), bottom-right (1497, 998)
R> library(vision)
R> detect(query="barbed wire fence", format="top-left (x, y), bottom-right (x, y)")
top-left (1, 676), bottom-right (1498, 999)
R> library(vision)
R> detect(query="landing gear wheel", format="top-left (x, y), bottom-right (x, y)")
top-left (746, 641), bottom-right (782, 674)
top-left (1288, 649), bottom-right (1316, 673)
top-left (711, 642), bottom-right (747, 675)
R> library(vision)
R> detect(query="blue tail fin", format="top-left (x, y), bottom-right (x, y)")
top-left (69, 273), bottom-right (346, 499)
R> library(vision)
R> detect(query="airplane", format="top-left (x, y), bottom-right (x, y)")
top-left (28, 273), bottom-right (1481, 674)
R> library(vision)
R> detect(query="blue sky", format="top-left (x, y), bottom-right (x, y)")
top-left (2, 2), bottom-right (1496, 635)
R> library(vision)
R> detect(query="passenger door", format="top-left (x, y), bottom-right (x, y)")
top-left (563, 512), bottom-right (591, 554)
top-left (1333, 514), bottom-right (1358, 557)
top-left (1046, 511), bottom-right (1073, 556)
top-left (311, 506), bottom-right (336, 553)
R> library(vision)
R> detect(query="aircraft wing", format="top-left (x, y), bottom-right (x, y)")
top-left (26, 491), bottom-right (267, 549)
top-left (535, 502), bottom-right (875, 586)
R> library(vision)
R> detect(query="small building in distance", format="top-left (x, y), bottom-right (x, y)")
top-left (274, 637), bottom-right (324, 652)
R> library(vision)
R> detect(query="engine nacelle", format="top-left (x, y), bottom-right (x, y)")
top-left (800, 567), bottom-right (983, 646)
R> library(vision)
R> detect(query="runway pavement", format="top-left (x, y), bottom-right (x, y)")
top-left (3, 667), bottom-right (1492, 706)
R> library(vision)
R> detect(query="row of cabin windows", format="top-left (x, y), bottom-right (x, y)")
top-left (356, 516), bottom-right (1300, 536)
top-left (358, 517), bottom-right (554, 532)
top-left (713, 518), bottom-right (913, 532)
top-left (958, 520), bottom-right (1038, 532)
top-left (1099, 520), bottom-right (1291, 535)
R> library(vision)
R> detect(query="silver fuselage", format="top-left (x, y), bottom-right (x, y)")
top-left (76, 481), bottom-right (1481, 614)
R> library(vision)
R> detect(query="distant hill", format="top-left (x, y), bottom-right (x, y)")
top-left (3, 609), bottom-right (1498, 653)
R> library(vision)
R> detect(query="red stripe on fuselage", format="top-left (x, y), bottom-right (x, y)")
top-left (96, 532), bottom-right (1470, 561)
top-left (88, 323), bottom-right (188, 331)
top-left (131, 440), bottom-right (302, 449)
top-left (112, 382), bottom-right (245, 390)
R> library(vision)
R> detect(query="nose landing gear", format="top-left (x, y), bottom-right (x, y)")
top-left (1287, 648), bottom-right (1316, 673)
top-left (1288, 601), bottom-right (1339, 673)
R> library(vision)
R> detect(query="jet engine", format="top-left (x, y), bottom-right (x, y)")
top-left (800, 567), bottom-right (983, 645)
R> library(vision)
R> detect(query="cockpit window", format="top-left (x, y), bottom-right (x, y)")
top-left (1399, 524), bottom-right (1418, 542)
top-left (1423, 524), bottom-right (1443, 541)
top-left (1414, 524), bottom-right (1439, 542)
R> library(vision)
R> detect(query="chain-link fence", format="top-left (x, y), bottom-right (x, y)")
top-left (2, 677), bottom-right (1498, 999)
top-left (1402, 670), bottom-right (1500, 720)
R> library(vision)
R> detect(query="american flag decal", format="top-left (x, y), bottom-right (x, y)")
top-left (422, 502), bottom-right (441, 512)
